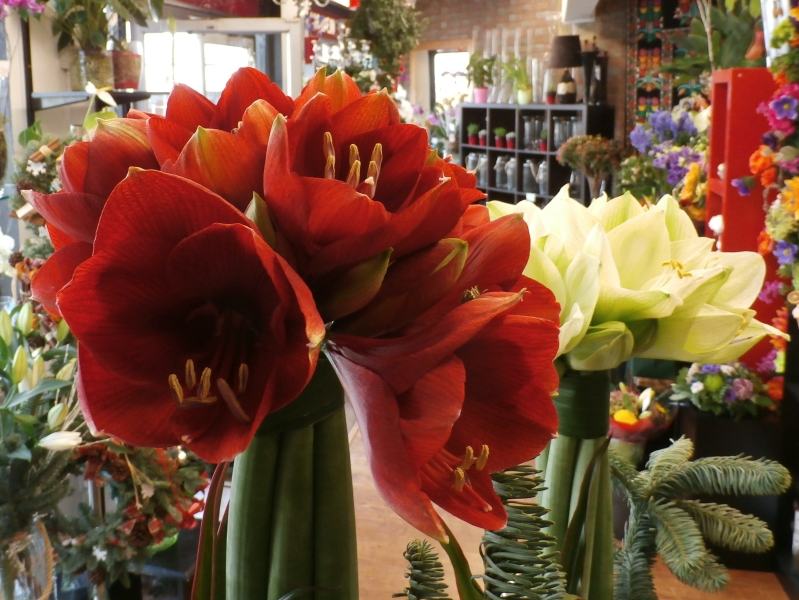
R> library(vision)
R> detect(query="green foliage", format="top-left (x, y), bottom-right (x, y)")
top-left (481, 465), bottom-right (566, 600)
top-left (617, 155), bottom-right (669, 201)
top-left (467, 53), bottom-right (495, 89)
top-left (393, 539), bottom-right (451, 599)
top-left (348, 0), bottom-right (427, 90)
top-left (502, 58), bottom-right (530, 91)
top-left (659, 0), bottom-right (764, 83)
top-left (51, 0), bottom-right (161, 51)
top-left (467, 123), bottom-right (481, 135)
top-left (611, 437), bottom-right (790, 600)
top-left (492, 127), bottom-right (507, 138)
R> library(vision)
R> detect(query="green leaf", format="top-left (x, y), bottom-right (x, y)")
top-left (678, 500), bottom-right (773, 553)
top-left (315, 249), bottom-right (392, 321)
top-left (8, 445), bottom-right (32, 461)
top-left (18, 121), bottom-right (42, 146)
top-left (655, 455), bottom-right (791, 497)
top-left (193, 462), bottom-right (229, 600)
top-left (439, 522), bottom-right (483, 600)
top-left (83, 108), bottom-right (116, 133)
top-left (4, 379), bottom-right (73, 408)
top-left (646, 436), bottom-right (693, 490)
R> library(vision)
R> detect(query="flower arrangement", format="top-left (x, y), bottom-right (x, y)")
top-left (0, 0), bottom-right (45, 19)
top-left (621, 104), bottom-right (709, 221)
top-left (556, 134), bottom-right (622, 198)
top-left (609, 385), bottom-right (672, 444)
top-left (671, 362), bottom-right (778, 419)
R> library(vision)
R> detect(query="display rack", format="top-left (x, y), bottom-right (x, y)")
top-left (458, 102), bottom-right (615, 205)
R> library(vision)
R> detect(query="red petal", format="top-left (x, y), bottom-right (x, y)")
top-left (294, 68), bottom-right (362, 115)
top-left (28, 191), bottom-right (105, 243)
top-left (60, 143), bottom-right (89, 193)
top-left (210, 68), bottom-right (294, 131)
top-left (162, 128), bottom-right (265, 211)
top-left (237, 100), bottom-right (281, 145)
top-left (147, 116), bottom-right (193, 166)
top-left (447, 204), bottom-right (490, 238)
top-left (330, 92), bottom-right (400, 142)
top-left (31, 242), bottom-right (92, 315)
top-left (166, 84), bottom-right (215, 131)
top-left (83, 119), bottom-right (158, 197)
top-left (509, 277), bottom-right (561, 323)
top-left (46, 223), bottom-right (80, 252)
top-left (421, 464), bottom-right (506, 531)
top-left (94, 170), bottom-right (251, 252)
top-left (286, 93), bottom-right (333, 178)
top-left (327, 352), bottom-right (448, 541)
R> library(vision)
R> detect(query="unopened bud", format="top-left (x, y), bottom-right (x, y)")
top-left (38, 431), bottom-right (81, 451)
top-left (29, 355), bottom-right (44, 388)
top-left (0, 311), bottom-right (11, 346)
top-left (56, 358), bottom-right (76, 382)
top-left (16, 303), bottom-right (33, 336)
top-left (48, 403), bottom-right (67, 430)
top-left (11, 346), bottom-right (28, 384)
top-left (56, 319), bottom-right (70, 343)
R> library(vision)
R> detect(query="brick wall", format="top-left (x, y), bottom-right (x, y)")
top-left (413, 0), bottom-right (630, 142)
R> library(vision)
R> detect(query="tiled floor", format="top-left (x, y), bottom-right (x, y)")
top-left (349, 427), bottom-right (792, 599)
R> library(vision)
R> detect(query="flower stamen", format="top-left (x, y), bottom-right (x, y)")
top-left (476, 445), bottom-right (489, 471)
top-left (347, 160), bottom-right (361, 188)
top-left (185, 359), bottom-right (196, 390)
top-left (461, 286), bottom-right (481, 303)
top-left (460, 446), bottom-right (476, 471)
top-left (323, 132), bottom-right (335, 179)
top-left (452, 467), bottom-right (466, 492)
top-left (198, 367), bottom-right (212, 402)
top-left (662, 260), bottom-right (692, 279)
top-left (237, 363), bottom-right (249, 394)
top-left (168, 374), bottom-right (184, 405)
top-left (349, 144), bottom-right (360, 168)
top-left (217, 378), bottom-right (251, 423)
top-left (369, 143), bottom-right (383, 184)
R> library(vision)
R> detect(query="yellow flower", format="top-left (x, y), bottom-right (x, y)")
top-left (781, 177), bottom-right (799, 217)
top-left (680, 162), bottom-right (701, 202)
top-left (613, 409), bottom-right (639, 425)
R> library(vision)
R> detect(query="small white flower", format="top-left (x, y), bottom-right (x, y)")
top-left (690, 381), bottom-right (705, 394)
top-left (717, 163), bottom-right (725, 179)
top-left (708, 215), bottom-right (724, 235)
top-left (687, 363), bottom-right (701, 378)
top-left (720, 365), bottom-right (736, 376)
top-left (38, 431), bottom-right (81, 451)
top-left (639, 388), bottom-right (655, 412)
top-left (92, 545), bottom-right (108, 562)
top-left (141, 483), bottom-right (155, 499)
top-left (25, 160), bottom-right (47, 176)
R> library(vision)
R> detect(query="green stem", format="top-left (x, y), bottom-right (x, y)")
top-left (588, 451), bottom-right (614, 600)
top-left (542, 435), bottom-right (579, 551)
top-left (226, 435), bottom-right (280, 600)
top-left (313, 406), bottom-right (357, 600)
top-left (267, 425), bottom-right (315, 600)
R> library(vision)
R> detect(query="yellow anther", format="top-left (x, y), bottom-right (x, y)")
top-left (452, 467), bottom-right (466, 492)
top-left (323, 132), bottom-right (336, 179)
top-left (324, 155), bottom-right (336, 179)
top-left (238, 363), bottom-right (249, 394)
top-left (347, 160), bottom-right (361, 188)
top-left (476, 445), bottom-right (490, 471)
top-left (181, 435), bottom-right (192, 444)
top-left (185, 359), bottom-right (196, 390)
top-left (662, 260), bottom-right (692, 279)
top-left (168, 374), bottom-right (184, 405)
top-left (323, 132), bottom-right (335, 158)
top-left (198, 367), bottom-right (212, 401)
top-left (366, 160), bottom-right (378, 182)
top-left (217, 378), bottom-right (251, 423)
top-left (460, 446), bottom-right (476, 471)
top-left (461, 286), bottom-right (481, 303)
top-left (349, 144), bottom-right (360, 167)
top-left (370, 143), bottom-right (383, 172)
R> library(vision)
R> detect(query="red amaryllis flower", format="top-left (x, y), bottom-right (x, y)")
top-left (57, 171), bottom-right (324, 462)
top-left (325, 215), bottom-right (561, 539)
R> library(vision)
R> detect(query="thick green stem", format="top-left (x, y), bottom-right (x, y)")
top-left (313, 407), bottom-right (358, 600)
top-left (267, 425), bottom-right (315, 600)
top-left (226, 435), bottom-right (280, 600)
top-left (542, 434), bottom-right (579, 551)
top-left (587, 451), bottom-right (614, 600)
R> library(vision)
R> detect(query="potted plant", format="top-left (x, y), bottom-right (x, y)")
top-left (51, 0), bottom-right (160, 91)
top-left (467, 123), bottom-right (480, 145)
top-left (506, 131), bottom-right (517, 149)
top-left (556, 134), bottom-right (623, 198)
top-left (546, 82), bottom-right (557, 105)
top-left (539, 129), bottom-right (548, 151)
top-left (503, 57), bottom-right (532, 105)
top-left (478, 128), bottom-right (487, 146)
top-left (109, 39), bottom-right (143, 90)
top-left (493, 126), bottom-right (507, 148)
top-left (467, 53), bottom-right (495, 103)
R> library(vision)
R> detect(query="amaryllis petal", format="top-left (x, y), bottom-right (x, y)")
top-left (210, 68), bottom-right (294, 131)
top-left (83, 119), bottom-right (159, 197)
top-left (294, 68), bottom-right (362, 115)
top-left (46, 223), bottom-right (80, 252)
top-left (31, 242), bottom-right (92, 315)
top-left (329, 91), bottom-right (400, 142)
top-left (327, 351), bottom-right (448, 541)
top-left (237, 100), bottom-right (281, 145)
top-left (26, 190), bottom-right (105, 243)
top-left (60, 143), bottom-right (89, 193)
top-left (286, 93), bottom-right (333, 178)
top-left (166, 83), bottom-right (215, 131)
top-left (314, 249), bottom-right (392, 321)
top-left (147, 116), bottom-right (194, 166)
top-left (162, 128), bottom-right (265, 211)
top-left (422, 464), bottom-right (506, 531)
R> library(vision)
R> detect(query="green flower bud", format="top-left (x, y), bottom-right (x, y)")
top-left (16, 303), bottom-right (33, 336)
top-left (11, 346), bottom-right (28, 384)
top-left (704, 373), bottom-right (724, 393)
top-left (29, 354), bottom-right (44, 388)
top-left (56, 358), bottom-right (76, 382)
top-left (56, 319), bottom-right (70, 343)
top-left (47, 403), bottom-right (67, 430)
top-left (0, 310), bottom-right (12, 346)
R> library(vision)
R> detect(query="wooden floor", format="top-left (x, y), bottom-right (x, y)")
top-left (350, 427), bottom-right (793, 599)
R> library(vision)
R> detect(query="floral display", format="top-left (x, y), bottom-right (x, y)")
top-left (555, 134), bottom-right (622, 198)
top-left (0, 0), bottom-right (45, 19)
top-left (608, 384), bottom-right (672, 444)
top-left (671, 362), bottom-right (778, 419)
top-left (29, 67), bottom-right (561, 595)
top-left (620, 103), bottom-right (709, 221)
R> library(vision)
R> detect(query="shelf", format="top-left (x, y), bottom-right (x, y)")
top-left (707, 177), bottom-right (725, 196)
top-left (31, 90), bottom-right (152, 111)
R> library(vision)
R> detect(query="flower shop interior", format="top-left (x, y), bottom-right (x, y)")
top-left (3, 0), bottom-right (799, 599)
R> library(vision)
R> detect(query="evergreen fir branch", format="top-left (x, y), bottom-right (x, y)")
top-left (614, 502), bottom-right (658, 600)
top-left (677, 500), bottom-right (774, 553)
top-left (655, 455), bottom-right (791, 498)
top-left (481, 465), bottom-right (566, 600)
top-left (393, 539), bottom-right (451, 600)
top-left (646, 436), bottom-right (694, 489)
top-left (609, 449), bottom-right (646, 503)
top-left (649, 499), bottom-right (710, 582)
top-left (683, 550), bottom-right (730, 592)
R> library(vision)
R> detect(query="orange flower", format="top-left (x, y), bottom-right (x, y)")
top-left (761, 167), bottom-right (777, 188)
top-left (766, 376), bottom-right (784, 401)
top-left (750, 146), bottom-right (774, 174)
top-left (758, 230), bottom-right (774, 255)
top-left (776, 72), bottom-right (788, 87)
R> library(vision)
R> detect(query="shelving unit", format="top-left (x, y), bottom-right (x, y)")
top-left (458, 102), bottom-right (615, 205)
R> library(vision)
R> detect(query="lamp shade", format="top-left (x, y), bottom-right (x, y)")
top-left (548, 35), bottom-right (583, 69)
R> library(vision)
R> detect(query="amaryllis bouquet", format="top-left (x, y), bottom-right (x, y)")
top-left (671, 362), bottom-right (778, 419)
top-left (27, 68), bottom-right (561, 598)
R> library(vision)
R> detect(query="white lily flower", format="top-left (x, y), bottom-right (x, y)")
top-left (38, 431), bottom-right (82, 451)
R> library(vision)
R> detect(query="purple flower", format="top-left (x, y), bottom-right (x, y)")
top-left (427, 114), bottom-right (441, 127)
top-left (649, 111), bottom-right (676, 139)
top-left (762, 132), bottom-right (779, 150)
top-left (630, 125), bottom-right (654, 154)
top-left (701, 364), bottom-right (721, 374)
top-left (770, 96), bottom-right (799, 121)
top-left (756, 348), bottom-right (779, 375)
top-left (723, 387), bottom-right (738, 403)
top-left (671, 111), bottom-right (698, 139)
top-left (732, 178), bottom-right (751, 196)
top-left (775, 239), bottom-right (799, 265)
top-left (731, 378), bottom-right (754, 400)
top-left (758, 280), bottom-right (782, 304)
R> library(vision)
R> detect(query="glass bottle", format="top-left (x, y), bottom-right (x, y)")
top-left (536, 159), bottom-right (548, 196)
top-left (505, 157), bottom-right (517, 191)
top-left (523, 159), bottom-right (537, 193)
top-left (494, 156), bottom-right (508, 188)
top-left (523, 116), bottom-right (533, 150)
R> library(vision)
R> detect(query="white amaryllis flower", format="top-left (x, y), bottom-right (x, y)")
top-left (38, 431), bottom-right (82, 451)
top-left (488, 186), bottom-right (785, 370)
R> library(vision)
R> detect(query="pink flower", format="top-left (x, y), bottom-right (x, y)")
top-left (778, 82), bottom-right (799, 100)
